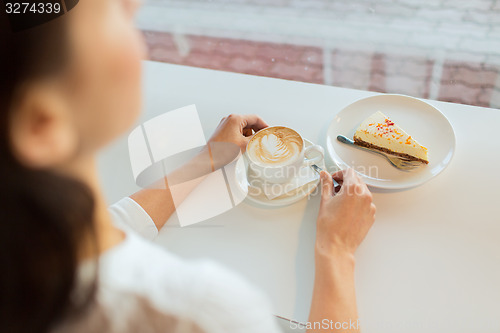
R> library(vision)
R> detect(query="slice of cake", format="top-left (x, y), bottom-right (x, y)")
top-left (353, 111), bottom-right (429, 164)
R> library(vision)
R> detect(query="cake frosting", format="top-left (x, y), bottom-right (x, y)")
top-left (353, 111), bottom-right (429, 164)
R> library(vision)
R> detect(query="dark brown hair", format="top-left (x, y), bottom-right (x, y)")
top-left (0, 10), bottom-right (96, 333)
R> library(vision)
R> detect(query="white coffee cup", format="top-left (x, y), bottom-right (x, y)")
top-left (246, 126), bottom-right (324, 184)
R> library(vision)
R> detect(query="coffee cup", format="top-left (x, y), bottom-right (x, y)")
top-left (246, 126), bottom-right (324, 184)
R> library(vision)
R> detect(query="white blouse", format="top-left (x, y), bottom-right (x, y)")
top-left (53, 197), bottom-right (282, 333)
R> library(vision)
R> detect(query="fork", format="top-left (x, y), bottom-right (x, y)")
top-left (336, 135), bottom-right (422, 171)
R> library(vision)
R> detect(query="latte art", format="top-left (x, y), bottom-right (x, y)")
top-left (248, 127), bottom-right (303, 166)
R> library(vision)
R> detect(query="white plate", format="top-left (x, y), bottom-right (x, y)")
top-left (235, 139), bottom-right (326, 207)
top-left (326, 94), bottom-right (455, 190)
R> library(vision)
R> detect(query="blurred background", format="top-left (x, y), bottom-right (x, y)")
top-left (136, 0), bottom-right (500, 109)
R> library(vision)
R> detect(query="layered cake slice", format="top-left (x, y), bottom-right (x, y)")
top-left (353, 111), bottom-right (429, 164)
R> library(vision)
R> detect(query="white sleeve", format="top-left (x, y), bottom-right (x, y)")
top-left (108, 197), bottom-right (158, 241)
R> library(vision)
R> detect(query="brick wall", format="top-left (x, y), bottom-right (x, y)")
top-left (140, 0), bottom-right (500, 109)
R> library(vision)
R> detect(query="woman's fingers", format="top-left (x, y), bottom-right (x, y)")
top-left (370, 203), bottom-right (377, 217)
top-left (338, 168), bottom-right (361, 187)
top-left (321, 171), bottom-right (333, 201)
top-left (241, 114), bottom-right (269, 132)
top-left (331, 170), bottom-right (344, 183)
top-left (332, 168), bottom-right (370, 197)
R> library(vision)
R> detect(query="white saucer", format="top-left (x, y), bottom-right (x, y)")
top-left (326, 94), bottom-right (456, 189)
top-left (234, 139), bottom-right (326, 208)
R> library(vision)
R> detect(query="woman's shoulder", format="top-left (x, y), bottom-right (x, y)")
top-left (54, 287), bottom-right (206, 333)
top-left (98, 233), bottom-right (213, 300)
top-left (95, 233), bottom-right (281, 333)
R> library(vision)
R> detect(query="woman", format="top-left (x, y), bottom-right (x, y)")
top-left (0, 0), bottom-right (376, 332)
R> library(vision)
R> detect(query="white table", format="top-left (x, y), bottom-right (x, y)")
top-left (98, 61), bottom-right (500, 333)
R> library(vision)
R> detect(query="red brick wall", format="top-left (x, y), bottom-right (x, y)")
top-left (144, 30), bottom-right (499, 108)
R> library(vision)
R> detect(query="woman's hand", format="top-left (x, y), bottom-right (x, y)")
top-left (308, 169), bottom-right (374, 332)
top-left (315, 168), bottom-right (376, 259)
top-left (208, 114), bottom-right (268, 151)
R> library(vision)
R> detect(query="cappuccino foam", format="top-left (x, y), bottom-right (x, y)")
top-left (247, 127), bottom-right (303, 166)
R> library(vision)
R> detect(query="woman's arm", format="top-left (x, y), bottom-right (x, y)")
top-left (307, 169), bottom-right (376, 332)
top-left (130, 114), bottom-right (268, 230)
top-left (129, 148), bottom-right (211, 230)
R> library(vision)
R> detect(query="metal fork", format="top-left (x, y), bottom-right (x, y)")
top-left (336, 135), bottom-right (422, 171)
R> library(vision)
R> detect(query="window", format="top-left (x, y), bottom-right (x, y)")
top-left (137, 0), bottom-right (500, 109)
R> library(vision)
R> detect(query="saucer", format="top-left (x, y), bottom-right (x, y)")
top-left (234, 139), bottom-right (326, 208)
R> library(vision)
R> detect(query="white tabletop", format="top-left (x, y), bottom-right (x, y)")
top-left (98, 61), bottom-right (500, 333)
